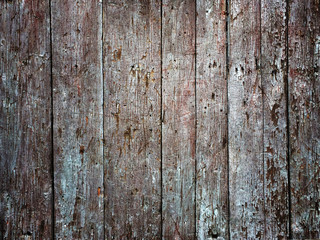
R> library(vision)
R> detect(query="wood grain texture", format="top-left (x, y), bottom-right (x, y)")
top-left (261, 0), bottom-right (289, 238)
top-left (51, 1), bottom-right (104, 239)
top-left (228, 0), bottom-right (264, 238)
top-left (103, 1), bottom-right (161, 238)
top-left (0, 1), bottom-right (52, 239)
top-left (2, 1), bottom-right (320, 238)
top-left (196, 0), bottom-right (228, 239)
top-left (162, 0), bottom-right (196, 238)
top-left (288, 0), bottom-right (320, 238)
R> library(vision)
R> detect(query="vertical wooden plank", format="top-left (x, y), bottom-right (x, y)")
top-left (261, 0), bottom-right (290, 238)
top-left (289, 0), bottom-right (320, 238)
top-left (196, 0), bottom-right (229, 239)
top-left (103, 1), bottom-right (161, 238)
top-left (228, 0), bottom-right (264, 238)
top-left (162, 0), bottom-right (196, 238)
top-left (52, 1), bottom-right (104, 239)
top-left (0, 1), bottom-right (52, 239)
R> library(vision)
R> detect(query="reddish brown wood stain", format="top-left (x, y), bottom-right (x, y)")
top-left (0, 0), bottom-right (319, 239)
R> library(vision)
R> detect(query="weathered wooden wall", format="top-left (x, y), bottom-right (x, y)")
top-left (1, 0), bottom-right (319, 239)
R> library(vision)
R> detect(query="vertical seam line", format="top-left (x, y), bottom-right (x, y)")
top-left (260, 0), bottom-right (267, 238)
top-left (259, 0), bottom-right (267, 239)
top-left (226, 0), bottom-right (231, 239)
top-left (101, 0), bottom-right (105, 238)
top-left (49, 0), bottom-right (55, 238)
top-left (160, 0), bottom-right (163, 239)
top-left (285, 0), bottom-right (292, 238)
top-left (194, 0), bottom-right (197, 238)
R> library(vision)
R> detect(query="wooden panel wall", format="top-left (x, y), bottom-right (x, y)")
top-left (1, 0), bottom-right (319, 239)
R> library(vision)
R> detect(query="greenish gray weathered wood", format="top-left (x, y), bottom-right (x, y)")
top-left (261, 0), bottom-right (289, 238)
top-left (162, 0), bottom-right (196, 238)
top-left (51, 1), bottom-right (104, 238)
top-left (196, 0), bottom-right (229, 239)
top-left (0, 1), bottom-right (52, 239)
top-left (289, 0), bottom-right (320, 238)
top-left (103, 0), bottom-right (162, 238)
top-left (2, 1), bottom-right (320, 238)
top-left (228, 0), bottom-right (264, 238)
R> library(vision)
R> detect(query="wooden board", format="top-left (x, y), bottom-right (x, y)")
top-left (51, 1), bottom-right (104, 239)
top-left (288, 0), bottom-right (320, 238)
top-left (103, 0), bottom-right (162, 238)
top-left (0, 1), bottom-right (52, 239)
top-left (162, 0), bottom-right (196, 238)
top-left (195, 0), bottom-right (229, 239)
top-left (228, 0), bottom-right (264, 238)
top-left (261, 0), bottom-right (289, 238)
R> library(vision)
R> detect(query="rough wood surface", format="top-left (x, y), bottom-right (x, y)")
top-left (196, 0), bottom-right (229, 239)
top-left (288, 0), bottom-right (320, 238)
top-left (228, 0), bottom-right (264, 238)
top-left (162, 0), bottom-right (196, 238)
top-left (0, 1), bottom-right (52, 239)
top-left (261, 0), bottom-right (289, 238)
top-left (1, 1), bottom-right (320, 239)
top-left (51, 1), bottom-right (104, 239)
top-left (103, 0), bottom-right (162, 238)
